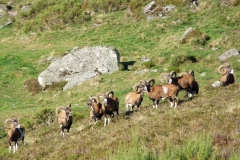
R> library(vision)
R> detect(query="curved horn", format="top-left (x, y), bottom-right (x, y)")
top-left (4, 119), bottom-right (14, 128)
top-left (147, 78), bottom-right (155, 86)
top-left (88, 95), bottom-right (92, 100)
top-left (189, 70), bottom-right (194, 77)
top-left (55, 106), bottom-right (66, 116)
top-left (139, 80), bottom-right (146, 86)
top-left (170, 71), bottom-right (176, 78)
top-left (105, 90), bottom-right (114, 98)
top-left (160, 72), bottom-right (169, 78)
top-left (96, 92), bottom-right (106, 100)
top-left (159, 72), bottom-right (169, 83)
top-left (132, 83), bottom-right (142, 93)
top-left (86, 96), bottom-right (93, 107)
top-left (223, 62), bottom-right (230, 67)
top-left (90, 96), bottom-right (99, 104)
top-left (218, 65), bottom-right (227, 75)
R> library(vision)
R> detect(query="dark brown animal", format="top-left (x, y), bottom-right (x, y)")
top-left (86, 96), bottom-right (103, 125)
top-left (97, 93), bottom-right (119, 126)
top-left (105, 90), bottom-right (120, 112)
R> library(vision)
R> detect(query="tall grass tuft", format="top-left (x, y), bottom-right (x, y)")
top-left (159, 133), bottom-right (213, 160)
top-left (108, 128), bottom-right (157, 160)
top-left (108, 131), bottom-right (214, 160)
top-left (229, 150), bottom-right (240, 160)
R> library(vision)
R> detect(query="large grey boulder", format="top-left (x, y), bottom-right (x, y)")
top-left (180, 27), bottom-right (196, 43)
top-left (38, 46), bottom-right (120, 91)
top-left (143, 1), bottom-right (158, 14)
top-left (179, 27), bottom-right (210, 45)
top-left (219, 49), bottom-right (240, 61)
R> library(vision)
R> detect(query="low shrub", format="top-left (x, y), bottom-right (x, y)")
top-left (44, 81), bottom-right (67, 91)
top-left (33, 108), bottom-right (54, 125)
top-left (167, 66), bottom-right (180, 73)
top-left (170, 54), bottom-right (197, 66)
top-left (23, 78), bottom-right (42, 95)
top-left (142, 61), bottom-right (155, 69)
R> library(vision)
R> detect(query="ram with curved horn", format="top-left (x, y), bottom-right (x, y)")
top-left (105, 90), bottom-right (119, 110)
top-left (162, 70), bottom-right (198, 98)
top-left (86, 96), bottom-right (103, 125)
top-left (97, 92), bottom-right (119, 126)
top-left (125, 83), bottom-right (144, 111)
top-left (140, 78), bottom-right (179, 109)
top-left (55, 104), bottom-right (73, 136)
top-left (4, 118), bottom-right (25, 153)
top-left (218, 63), bottom-right (234, 86)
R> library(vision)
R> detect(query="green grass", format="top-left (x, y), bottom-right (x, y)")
top-left (158, 133), bottom-right (213, 160)
top-left (0, 0), bottom-right (240, 159)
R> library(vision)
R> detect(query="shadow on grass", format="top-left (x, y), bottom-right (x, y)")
top-left (123, 110), bottom-right (134, 119)
top-left (119, 61), bottom-right (136, 70)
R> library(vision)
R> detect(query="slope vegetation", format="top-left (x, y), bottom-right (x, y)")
top-left (0, 0), bottom-right (240, 159)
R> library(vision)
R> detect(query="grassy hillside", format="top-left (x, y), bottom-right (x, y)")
top-left (0, 0), bottom-right (240, 159)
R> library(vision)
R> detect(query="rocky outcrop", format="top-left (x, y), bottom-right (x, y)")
top-left (38, 46), bottom-right (120, 91)
top-left (143, 1), bottom-right (176, 20)
top-left (219, 49), bottom-right (240, 61)
top-left (212, 80), bottom-right (221, 88)
top-left (0, 3), bottom-right (14, 28)
top-left (179, 27), bottom-right (210, 45)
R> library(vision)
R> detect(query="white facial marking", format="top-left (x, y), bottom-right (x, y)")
top-left (143, 86), bottom-right (147, 92)
top-left (104, 98), bottom-right (107, 104)
top-left (168, 78), bottom-right (172, 84)
top-left (16, 124), bottom-right (20, 128)
top-left (231, 69), bottom-right (234, 74)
